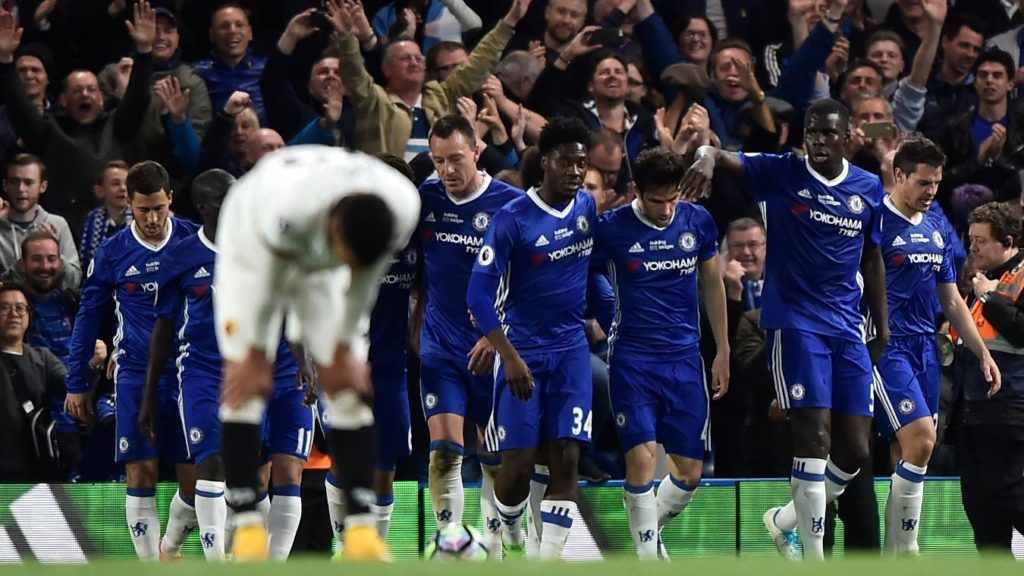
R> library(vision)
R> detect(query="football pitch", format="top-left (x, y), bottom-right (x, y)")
top-left (2, 556), bottom-right (1021, 576)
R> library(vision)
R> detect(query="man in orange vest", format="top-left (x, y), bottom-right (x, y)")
top-left (955, 200), bottom-right (1024, 554)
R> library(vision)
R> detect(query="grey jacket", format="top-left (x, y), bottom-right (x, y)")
top-left (0, 205), bottom-right (82, 290)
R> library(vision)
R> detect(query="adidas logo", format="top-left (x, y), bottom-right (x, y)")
top-left (194, 267), bottom-right (211, 279)
top-left (535, 235), bottom-right (550, 247)
top-left (892, 236), bottom-right (906, 247)
top-left (628, 242), bottom-right (644, 254)
top-left (425, 212), bottom-right (436, 222)
top-left (797, 188), bottom-right (813, 199)
top-left (125, 265), bottom-right (140, 277)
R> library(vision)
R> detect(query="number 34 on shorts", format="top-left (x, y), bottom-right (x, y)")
top-left (572, 406), bottom-right (592, 436)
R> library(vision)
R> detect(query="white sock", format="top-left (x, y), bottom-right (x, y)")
top-left (494, 494), bottom-right (527, 549)
top-left (656, 475), bottom-right (697, 529)
top-left (623, 482), bottom-right (658, 559)
top-left (162, 489), bottom-right (198, 554)
top-left (773, 457), bottom-right (858, 533)
top-left (428, 441), bottom-right (464, 528)
top-left (824, 457), bottom-right (859, 503)
top-left (255, 491), bottom-right (271, 525)
top-left (480, 460), bottom-right (502, 556)
top-left (267, 488), bottom-right (302, 561)
top-left (883, 482), bottom-right (897, 555)
top-left (325, 473), bottom-right (346, 552)
top-left (889, 460), bottom-right (926, 554)
top-left (125, 489), bottom-right (160, 561)
top-left (791, 457), bottom-right (827, 560)
top-left (538, 499), bottom-right (577, 560)
top-left (527, 464), bottom-right (549, 557)
top-left (195, 480), bottom-right (227, 561)
top-left (370, 495), bottom-right (394, 539)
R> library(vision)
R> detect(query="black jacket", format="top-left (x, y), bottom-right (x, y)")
top-left (939, 102), bottom-right (1024, 206)
top-left (0, 345), bottom-right (70, 482)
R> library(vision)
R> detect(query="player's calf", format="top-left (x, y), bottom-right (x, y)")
top-left (194, 455), bottom-right (228, 561)
top-left (372, 469), bottom-right (397, 539)
top-left (537, 439), bottom-right (582, 560)
top-left (125, 459), bottom-right (161, 561)
top-left (478, 451), bottom-right (503, 557)
top-left (428, 440), bottom-right (465, 528)
top-left (884, 418), bottom-right (935, 555)
top-left (494, 448), bottom-right (537, 552)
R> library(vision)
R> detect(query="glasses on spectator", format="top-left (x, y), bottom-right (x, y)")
top-left (0, 303), bottom-right (29, 316)
top-left (731, 241), bottom-right (766, 251)
top-left (683, 30), bottom-right (710, 39)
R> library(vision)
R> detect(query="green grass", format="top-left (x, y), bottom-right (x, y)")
top-left (1, 556), bottom-right (1020, 576)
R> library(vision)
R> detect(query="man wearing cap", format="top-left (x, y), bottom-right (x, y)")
top-left (0, 43), bottom-right (53, 158)
top-left (98, 5), bottom-right (211, 183)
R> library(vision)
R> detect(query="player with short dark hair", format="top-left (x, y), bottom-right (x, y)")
top-left (213, 146), bottom-right (418, 561)
top-left (873, 136), bottom-right (999, 554)
top-left (592, 148), bottom-right (730, 559)
top-left (63, 160), bottom-right (200, 561)
top-left (467, 117), bottom-right (595, 558)
top-left (681, 99), bottom-right (889, 560)
top-left (416, 115), bottom-right (522, 555)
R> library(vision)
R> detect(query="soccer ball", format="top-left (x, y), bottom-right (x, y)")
top-left (425, 524), bottom-right (489, 561)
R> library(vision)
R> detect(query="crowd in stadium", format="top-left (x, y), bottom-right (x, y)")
top-left (0, 0), bottom-right (1022, 561)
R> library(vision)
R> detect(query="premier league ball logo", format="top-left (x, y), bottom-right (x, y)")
top-left (477, 246), bottom-right (495, 266)
top-left (472, 212), bottom-right (490, 232)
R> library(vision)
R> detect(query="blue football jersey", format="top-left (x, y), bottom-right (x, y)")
top-left (66, 218), bottom-right (200, 393)
top-left (879, 197), bottom-right (956, 337)
top-left (368, 243), bottom-right (418, 364)
top-left (594, 200), bottom-right (719, 357)
top-left (741, 153), bottom-right (884, 341)
top-left (469, 188), bottom-right (597, 354)
top-left (419, 175), bottom-right (522, 359)
top-left (155, 229), bottom-right (298, 381)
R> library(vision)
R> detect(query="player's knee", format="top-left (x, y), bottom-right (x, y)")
top-left (429, 441), bottom-right (464, 476)
top-left (271, 455), bottom-right (305, 486)
top-left (624, 444), bottom-right (657, 482)
top-left (794, 428), bottom-right (831, 458)
top-left (196, 455), bottom-right (224, 481)
top-left (904, 432), bottom-right (935, 467)
top-left (125, 460), bottom-right (159, 488)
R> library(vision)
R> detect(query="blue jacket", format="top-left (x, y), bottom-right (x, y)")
top-left (194, 49), bottom-right (267, 126)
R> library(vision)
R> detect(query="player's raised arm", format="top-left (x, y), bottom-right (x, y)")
top-left (680, 145), bottom-right (743, 201)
